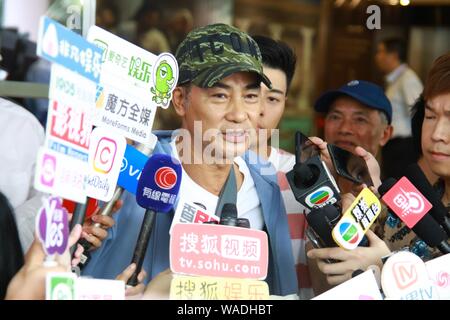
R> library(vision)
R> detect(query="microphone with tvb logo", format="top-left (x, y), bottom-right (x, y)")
top-left (286, 131), bottom-right (340, 210)
top-left (378, 177), bottom-right (450, 255)
top-left (305, 204), bottom-right (341, 248)
top-left (127, 153), bottom-right (182, 286)
top-left (331, 188), bottom-right (381, 250)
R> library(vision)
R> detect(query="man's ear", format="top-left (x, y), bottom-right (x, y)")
top-left (172, 87), bottom-right (187, 117)
top-left (379, 125), bottom-right (394, 147)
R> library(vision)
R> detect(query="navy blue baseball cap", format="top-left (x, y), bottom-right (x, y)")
top-left (314, 80), bottom-right (392, 124)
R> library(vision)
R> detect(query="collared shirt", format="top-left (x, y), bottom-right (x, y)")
top-left (385, 63), bottom-right (423, 138)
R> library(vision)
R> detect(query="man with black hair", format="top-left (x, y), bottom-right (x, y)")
top-left (83, 24), bottom-right (299, 298)
top-left (252, 35), bottom-right (313, 299)
top-left (411, 95), bottom-right (438, 185)
top-left (375, 37), bottom-right (423, 179)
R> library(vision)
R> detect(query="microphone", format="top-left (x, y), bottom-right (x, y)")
top-left (69, 202), bottom-right (88, 257)
top-left (404, 163), bottom-right (450, 237)
top-left (69, 202), bottom-right (88, 230)
top-left (305, 205), bottom-right (341, 264)
top-left (306, 205), bottom-right (341, 248)
top-left (352, 269), bottom-right (365, 278)
top-left (332, 188), bottom-right (381, 250)
top-left (204, 203), bottom-right (250, 228)
top-left (218, 203), bottom-right (250, 228)
top-left (127, 153), bottom-right (182, 286)
top-left (287, 131), bottom-right (340, 210)
top-left (92, 142), bottom-right (155, 228)
top-left (77, 142), bottom-right (155, 268)
top-left (379, 177), bottom-right (450, 255)
top-left (306, 203), bottom-right (369, 263)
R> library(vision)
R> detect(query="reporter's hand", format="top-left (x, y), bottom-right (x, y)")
top-left (116, 263), bottom-right (147, 299)
top-left (81, 200), bottom-right (122, 250)
top-left (6, 224), bottom-right (83, 300)
top-left (354, 146), bottom-right (382, 190)
top-left (340, 192), bottom-right (356, 211)
top-left (308, 136), bottom-right (334, 173)
top-left (142, 269), bottom-right (173, 300)
top-left (307, 229), bottom-right (390, 286)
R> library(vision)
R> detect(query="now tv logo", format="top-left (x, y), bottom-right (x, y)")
top-left (120, 157), bottom-right (142, 180)
top-left (117, 144), bottom-right (149, 194)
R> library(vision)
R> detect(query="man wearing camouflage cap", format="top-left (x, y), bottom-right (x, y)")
top-left (82, 24), bottom-right (298, 298)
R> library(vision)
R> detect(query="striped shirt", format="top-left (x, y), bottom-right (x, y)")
top-left (268, 147), bottom-right (314, 299)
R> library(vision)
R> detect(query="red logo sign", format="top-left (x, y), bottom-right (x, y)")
top-left (154, 166), bottom-right (177, 190)
top-left (382, 177), bottom-right (432, 228)
top-left (49, 100), bottom-right (91, 150)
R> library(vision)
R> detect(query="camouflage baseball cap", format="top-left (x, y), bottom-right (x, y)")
top-left (175, 23), bottom-right (272, 88)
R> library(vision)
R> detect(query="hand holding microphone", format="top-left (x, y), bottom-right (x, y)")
top-left (307, 229), bottom-right (390, 286)
top-left (306, 189), bottom-right (377, 253)
top-left (128, 153), bottom-right (182, 286)
top-left (286, 131), bottom-right (341, 210)
top-left (378, 176), bottom-right (450, 254)
top-left (116, 263), bottom-right (147, 298)
top-left (76, 142), bottom-right (155, 268)
top-left (307, 188), bottom-right (389, 286)
top-left (83, 142), bottom-right (154, 235)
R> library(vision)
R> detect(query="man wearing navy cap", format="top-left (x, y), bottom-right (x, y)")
top-left (308, 80), bottom-right (394, 293)
top-left (314, 80), bottom-right (393, 158)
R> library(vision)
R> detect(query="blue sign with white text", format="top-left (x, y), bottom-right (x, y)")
top-left (118, 144), bottom-right (149, 194)
top-left (37, 16), bottom-right (103, 83)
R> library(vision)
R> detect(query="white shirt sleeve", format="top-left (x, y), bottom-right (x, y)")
top-left (0, 100), bottom-right (45, 208)
top-left (402, 72), bottom-right (424, 110)
top-left (15, 193), bottom-right (44, 252)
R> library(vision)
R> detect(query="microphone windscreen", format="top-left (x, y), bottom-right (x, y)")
top-left (306, 205), bottom-right (340, 247)
top-left (221, 203), bottom-right (238, 219)
top-left (411, 213), bottom-right (448, 248)
top-left (378, 177), bottom-right (397, 196)
top-left (136, 153), bottom-right (182, 213)
top-left (404, 163), bottom-right (448, 225)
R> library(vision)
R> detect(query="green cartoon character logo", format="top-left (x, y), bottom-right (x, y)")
top-left (151, 61), bottom-right (174, 106)
top-left (151, 53), bottom-right (178, 108)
